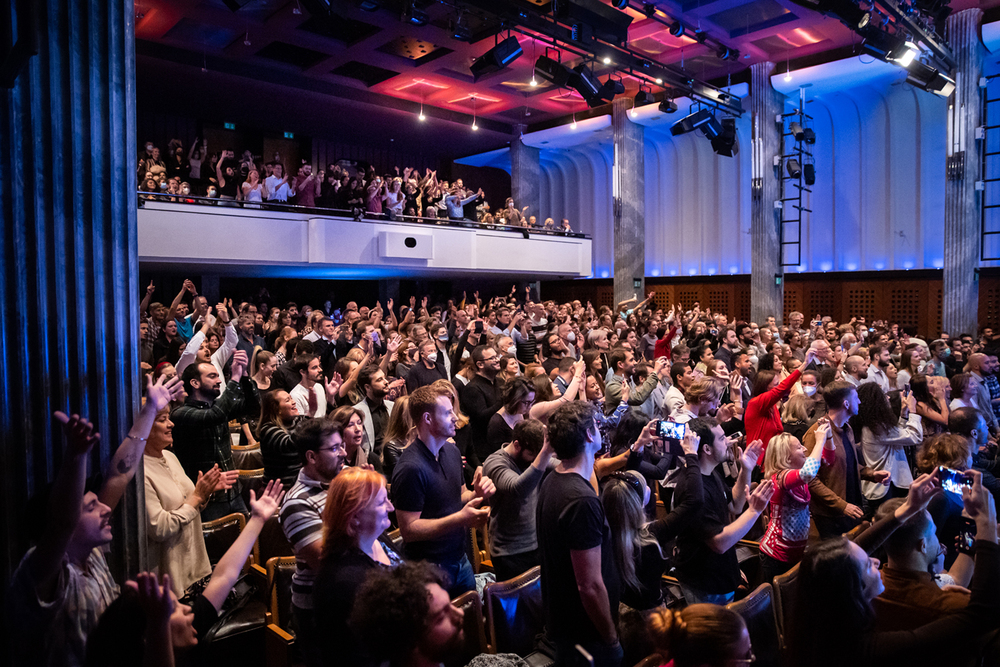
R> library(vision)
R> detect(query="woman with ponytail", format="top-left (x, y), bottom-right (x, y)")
top-left (646, 605), bottom-right (752, 667)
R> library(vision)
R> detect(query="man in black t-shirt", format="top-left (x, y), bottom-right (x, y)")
top-left (672, 417), bottom-right (773, 604)
top-left (536, 401), bottom-right (622, 667)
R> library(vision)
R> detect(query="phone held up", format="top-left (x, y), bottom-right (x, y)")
top-left (938, 466), bottom-right (973, 497)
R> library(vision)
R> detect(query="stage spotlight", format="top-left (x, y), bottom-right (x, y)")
top-left (789, 122), bottom-right (805, 141)
top-left (642, 2), bottom-right (656, 16)
top-left (668, 22), bottom-right (685, 37)
top-left (861, 30), bottom-right (907, 62)
top-left (716, 46), bottom-right (740, 61)
top-left (670, 108), bottom-right (715, 136)
top-left (698, 115), bottom-right (723, 140)
top-left (804, 162), bottom-right (816, 185)
top-left (710, 117), bottom-right (739, 157)
top-left (905, 59), bottom-right (956, 97)
top-left (470, 36), bottom-right (523, 81)
top-left (612, 0), bottom-right (629, 8)
top-left (634, 89), bottom-right (654, 107)
top-left (803, 127), bottom-right (816, 144)
top-left (534, 55), bottom-right (572, 87)
top-left (571, 64), bottom-right (623, 107)
top-left (786, 159), bottom-right (802, 179)
top-left (694, 30), bottom-right (708, 43)
top-left (409, 6), bottom-right (429, 25)
top-left (658, 98), bottom-right (678, 113)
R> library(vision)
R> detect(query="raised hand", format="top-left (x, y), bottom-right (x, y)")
top-left (386, 334), bottom-right (402, 355)
top-left (740, 439), bottom-right (764, 471)
top-left (184, 279), bottom-right (197, 294)
top-left (681, 429), bottom-right (700, 456)
top-left (216, 469), bottom-right (240, 492)
top-left (813, 421), bottom-right (833, 450)
top-left (194, 466), bottom-right (222, 503)
top-left (409, 296), bottom-right (416, 308)
top-left (421, 296), bottom-right (428, 309)
top-left (127, 572), bottom-right (175, 627)
top-left (249, 479), bottom-right (284, 520)
top-left (748, 479), bottom-right (775, 512)
top-left (215, 302), bottom-right (230, 324)
top-left (54, 412), bottom-right (100, 457)
top-left (620, 382), bottom-right (631, 404)
top-left (387, 297), bottom-right (394, 313)
top-left (324, 374), bottom-right (343, 403)
top-left (146, 281), bottom-right (156, 295)
top-left (472, 467), bottom-right (496, 500)
top-left (145, 374), bottom-right (183, 412)
top-left (898, 471), bottom-right (941, 517)
top-left (230, 350), bottom-right (249, 377)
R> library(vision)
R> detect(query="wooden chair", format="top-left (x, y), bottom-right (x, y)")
top-left (448, 590), bottom-right (488, 667)
top-left (232, 442), bottom-right (263, 470)
top-left (845, 520), bottom-right (871, 542)
top-left (239, 468), bottom-right (267, 510)
top-left (252, 511), bottom-right (293, 567)
top-left (387, 527), bottom-right (405, 555)
top-left (483, 566), bottom-right (546, 657)
top-left (471, 524), bottom-right (493, 574)
top-left (727, 583), bottom-right (779, 667)
top-left (771, 562), bottom-right (800, 660)
top-left (202, 512), bottom-right (246, 567)
top-left (264, 556), bottom-right (298, 667)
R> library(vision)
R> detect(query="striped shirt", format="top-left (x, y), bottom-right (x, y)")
top-left (279, 469), bottom-right (327, 609)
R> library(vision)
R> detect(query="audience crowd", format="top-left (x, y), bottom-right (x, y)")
top-left (11, 278), bottom-right (1000, 667)
top-left (136, 138), bottom-right (574, 231)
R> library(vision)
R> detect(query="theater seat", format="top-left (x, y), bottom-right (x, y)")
top-left (471, 525), bottom-right (493, 574)
top-left (239, 468), bottom-right (267, 510)
top-left (727, 583), bottom-right (779, 667)
top-left (632, 654), bottom-right (666, 667)
top-left (483, 567), bottom-right (549, 658)
top-left (449, 590), bottom-right (488, 667)
top-left (265, 556), bottom-right (298, 667)
top-left (771, 563), bottom-right (799, 661)
top-left (253, 512), bottom-right (293, 566)
top-left (202, 512), bottom-right (246, 567)
top-left (232, 442), bottom-right (263, 470)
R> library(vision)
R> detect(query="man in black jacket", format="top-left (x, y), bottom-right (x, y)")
top-left (407, 339), bottom-right (447, 393)
top-left (459, 345), bottom-right (503, 462)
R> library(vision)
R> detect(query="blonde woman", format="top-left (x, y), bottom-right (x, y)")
top-left (759, 425), bottom-right (832, 582)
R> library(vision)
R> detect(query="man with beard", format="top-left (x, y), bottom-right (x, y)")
top-left (279, 418), bottom-right (347, 667)
top-left (353, 365), bottom-right (394, 462)
top-left (351, 562), bottom-right (471, 667)
top-left (393, 385), bottom-right (495, 596)
top-left (172, 350), bottom-right (253, 520)
top-left (291, 354), bottom-right (339, 419)
top-left (235, 312), bottom-right (265, 359)
top-left (482, 419), bottom-right (555, 581)
top-left (865, 344), bottom-right (893, 393)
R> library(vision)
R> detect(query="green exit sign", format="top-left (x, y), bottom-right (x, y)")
top-left (223, 122), bottom-right (236, 130)
top-left (284, 131), bottom-right (295, 139)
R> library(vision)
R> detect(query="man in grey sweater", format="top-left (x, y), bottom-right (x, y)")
top-left (481, 419), bottom-right (556, 581)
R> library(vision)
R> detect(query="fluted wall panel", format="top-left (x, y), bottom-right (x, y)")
top-left (0, 0), bottom-right (141, 589)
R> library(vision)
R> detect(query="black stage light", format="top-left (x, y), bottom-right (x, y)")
top-left (670, 108), bottom-right (714, 136)
top-left (553, 0), bottom-right (634, 44)
top-left (804, 163), bottom-right (816, 185)
top-left (409, 8), bottom-right (429, 25)
top-left (535, 55), bottom-right (572, 87)
top-left (634, 89), bottom-right (653, 107)
top-left (711, 117), bottom-right (739, 157)
top-left (905, 59), bottom-right (956, 97)
top-left (658, 98), bottom-right (678, 113)
top-left (668, 22), bottom-right (685, 37)
top-left (786, 159), bottom-right (802, 179)
top-left (470, 36), bottom-right (523, 81)
top-left (803, 127), bottom-right (816, 144)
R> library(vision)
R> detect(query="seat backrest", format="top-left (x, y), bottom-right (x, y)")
top-left (632, 654), bottom-right (667, 667)
top-left (239, 468), bottom-right (267, 510)
top-left (727, 583), bottom-right (779, 667)
top-left (255, 512), bottom-right (293, 566)
top-left (845, 520), bottom-right (871, 542)
top-left (771, 563), bottom-right (799, 656)
top-left (447, 590), bottom-right (487, 667)
top-left (202, 512), bottom-right (246, 566)
top-left (267, 556), bottom-right (298, 633)
top-left (232, 444), bottom-right (263, 470)
top-left (483, 566), bottom-right (544, 656)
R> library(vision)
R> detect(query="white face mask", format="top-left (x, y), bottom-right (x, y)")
top-left (802, 385), bottom-right (817, 396)
top-left (507, 344), bottom-right (516, 355)
top-left (426, 351), bottom-right (438, 363)
top-left (181, 186), bottom-right (190, 195)
top-left (567, 332), bottom-right (576, 343)
top-left (461, 349), bottom-right (471, 361)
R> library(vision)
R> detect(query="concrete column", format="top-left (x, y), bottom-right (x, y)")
top-left (944, 9), bottom-right (984, 335)
top-left (612, 99), bottom-right (645, 306)
top-left (750, 62), bottom-right (786, 324)
top-left (0, 0), bottom-right (142, 582)
top-left (510, 124), bottom-right (541, 222)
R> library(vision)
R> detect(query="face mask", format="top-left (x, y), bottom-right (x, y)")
top-left (181, 186), bottom-right (190, 195)
top-left (802, 385), bottom-right (817, 397)
top-left (461, 349), bottom-right (471, 361)
top-left (145, 144), bottom-right (153, 153)
top-left (208, 189), bottom-right (218, 198)
top-left (158, 181), bottom-right (168, 190)
top-left (426, 351), bottom-right (438, 363)
top-left (567, 331), bottom-right (576, 343)
top-left (943, 348), bottom-right (952, 358)
top-left (438, 333), bottom-right (449, 342)
top-left (507, 344), bottom-right (516, 355)
top-left (370, 331), bottom-right (379, 345)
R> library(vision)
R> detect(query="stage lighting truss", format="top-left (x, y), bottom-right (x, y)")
top-left (779, 88), bottom-right (815, 269)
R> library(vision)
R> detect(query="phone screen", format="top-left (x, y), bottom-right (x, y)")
top-left (938, 466), bottom-right (973, 496)
top-left (656, 420), bottom-right (687, 440)
top-left (958, 517), bottom-right (977, 554)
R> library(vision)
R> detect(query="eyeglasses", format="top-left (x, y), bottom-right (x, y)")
top-left (317, 445), bottom-right (346, 454)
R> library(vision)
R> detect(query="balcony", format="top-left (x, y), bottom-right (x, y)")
top-left (137, 195), bottom-right (593, 279)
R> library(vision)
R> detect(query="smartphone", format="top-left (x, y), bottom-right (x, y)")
top-left (813, 320), bottom-right (822, 327)
top-left (957, 516), bottom-right (977, 555)
top-left (656, 420), bottom-right (687, 440)
top-left (938, 466), bottom-right (973, 496)
top-left (475, 321), bottom-right (484, 334)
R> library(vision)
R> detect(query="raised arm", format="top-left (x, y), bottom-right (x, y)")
top-left (165, 281), bottom-right (191, 323)
top-left (140, 281), bottom-right (155, 318)
top-left (99, 376), bottom-right (184, 512)
top-left (202, 481), bottom-right (283, 612)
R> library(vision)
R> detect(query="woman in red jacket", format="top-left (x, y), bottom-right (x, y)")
top-left (745, 359), bottom-right (808, 462)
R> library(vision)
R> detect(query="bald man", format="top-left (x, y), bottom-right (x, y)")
top-left (843, 355), bottom-right (869, 388)
top-left (967, 353), bottom-right (999, 436)
top-left (804, 339), bottom-right (835, 372)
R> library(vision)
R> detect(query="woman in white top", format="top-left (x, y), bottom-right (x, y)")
top-left (856, 383), bottom-right (923, 510)
top-left (382, 177), bottom-right (405, 216)
top-left (242, 169), bottom-right (264, 206)
top-left (143, 407), bottom-right (239, 596)
top-left (949, 372), bottom-right (977, 411)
